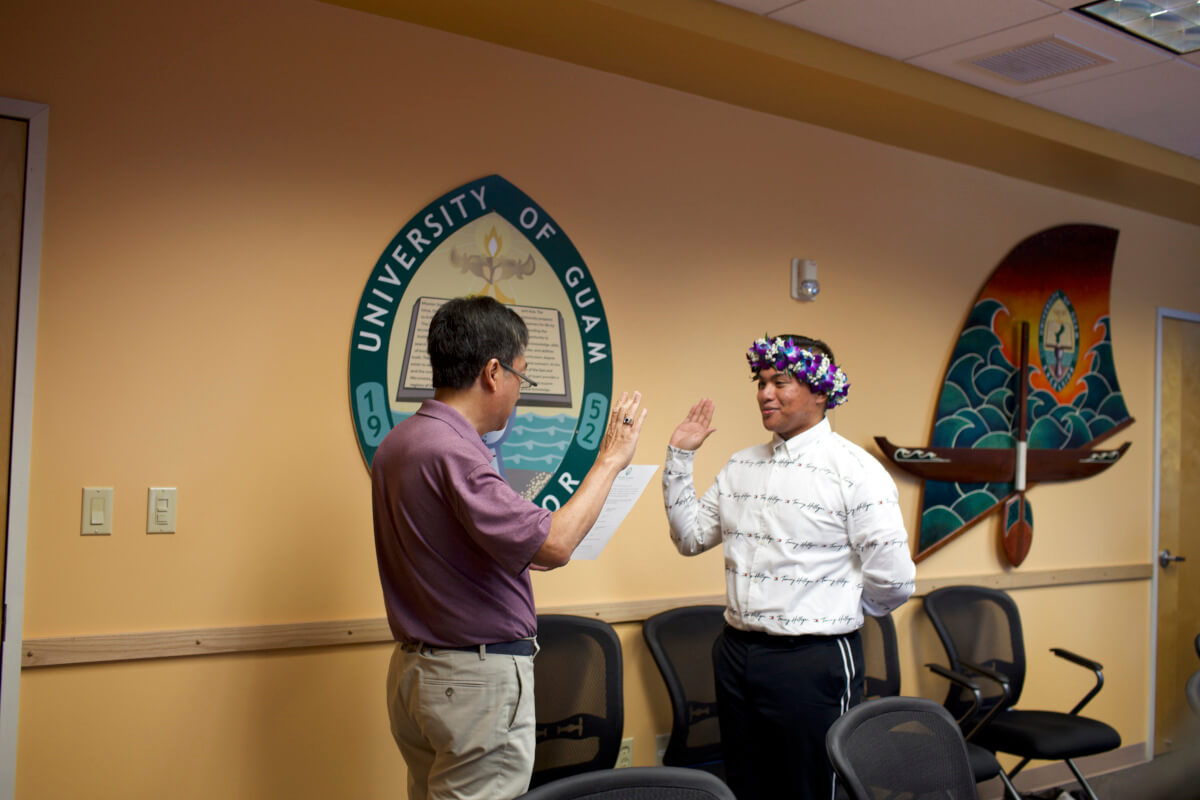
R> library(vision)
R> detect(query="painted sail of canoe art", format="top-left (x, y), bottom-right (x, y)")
top-left (875, 224), bottom-right (1133, 566)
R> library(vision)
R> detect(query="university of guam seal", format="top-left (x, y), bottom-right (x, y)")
top-left (349, 175), bottom-right (613, 510)
top-left (1038, 289), bottom-right (1079, 393)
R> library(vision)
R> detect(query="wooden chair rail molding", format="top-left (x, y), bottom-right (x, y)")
top-left (22, 563), bottom-right (1150, 669)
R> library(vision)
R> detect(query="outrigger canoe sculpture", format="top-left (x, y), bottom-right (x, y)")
top-left (876, 225), bottom-right (1133, 566)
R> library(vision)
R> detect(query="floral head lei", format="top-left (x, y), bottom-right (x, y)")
top-left (746, 336), bottom-right (850, 409)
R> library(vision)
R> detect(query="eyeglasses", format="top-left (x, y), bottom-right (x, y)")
top-left (500, 362), bottom-right (538, 390)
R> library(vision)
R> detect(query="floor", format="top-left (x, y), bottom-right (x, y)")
top-left (1029, 746), bottom-right (1200, 800)
top-left (1088, 747), bottom-right (1200, 800)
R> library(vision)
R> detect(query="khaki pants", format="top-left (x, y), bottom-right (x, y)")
top-left (387, 642), bottom-right (536, 800)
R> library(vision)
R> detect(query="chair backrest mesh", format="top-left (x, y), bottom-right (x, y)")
top-left (518, 765), bottom-right (737, 800)
top-left (573, 788), bottom-right (726, 800)
top-left (642, 605), bottom-right (726, 767)
top-left (924, 586), bottom-right (1026, 722)
top-left (827, 697), bottom-right (979, 800)
top-left (531, 615), bottom-right (623, 788)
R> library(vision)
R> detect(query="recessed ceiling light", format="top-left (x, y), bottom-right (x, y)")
top-left (1075, 1), bottom-right (1200, 55)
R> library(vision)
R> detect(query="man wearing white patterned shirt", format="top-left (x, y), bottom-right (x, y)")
top-left (663, 334), bottom-right (915, 800)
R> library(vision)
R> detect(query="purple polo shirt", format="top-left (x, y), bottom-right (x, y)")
top-left (371, 399), bottom-right (552, 646)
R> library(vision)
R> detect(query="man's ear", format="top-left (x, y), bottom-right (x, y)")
top-left (480, 358), bottom-right (502, 392)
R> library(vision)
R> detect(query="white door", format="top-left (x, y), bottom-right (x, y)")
top-left (0, 115), bottom-right (26, 675)
top-left (0, 97), bottom-right (47, 800)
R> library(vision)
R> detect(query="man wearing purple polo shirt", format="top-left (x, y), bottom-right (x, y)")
top-left (371, 296), bottom-right (646, 800)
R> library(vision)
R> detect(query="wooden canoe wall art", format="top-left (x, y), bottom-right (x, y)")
top-left (876, 224), bottom-right (1133, 566)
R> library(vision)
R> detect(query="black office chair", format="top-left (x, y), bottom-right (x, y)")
top-left (519, 765), bottom-right (736, 799)
top-left (827, 696), bottom-right (980, 800)
top-left (642, 605), bottom-right (726, 777)
top-left (860, 612), bottom-right (1019, 800)
top-left (861, 610), bottom-right (902, 699)
top-left (923, 586), bottom-right (1121, 800)
top-left (529, 614), bottom-right (624, 789)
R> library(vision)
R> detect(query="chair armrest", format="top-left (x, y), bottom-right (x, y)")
top-left (959, 660), bottom-right (1011, 695)
top-left (950, 661), bottom-right (1014, 741)
top-left (925, 663), bottom-right (982, 725)
top-left (1050, 647), bottom-right (1105, 715)
top-left (1050, 647), bottom-right (1102, 671)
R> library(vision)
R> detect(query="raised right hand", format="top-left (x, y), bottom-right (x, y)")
top-left (669, 398), bottom-right (717, 451)
top-left (597, 391), bottom-right (647, 470)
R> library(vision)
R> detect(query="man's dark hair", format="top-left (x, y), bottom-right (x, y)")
top-left (427, 296), bottom-right (528, 389)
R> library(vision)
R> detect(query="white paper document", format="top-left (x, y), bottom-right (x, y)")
top-left (571, 464), bottom-right (659, 560)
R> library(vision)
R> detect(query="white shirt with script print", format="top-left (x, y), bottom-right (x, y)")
top-left (663, 417), bottom-right (915, 635)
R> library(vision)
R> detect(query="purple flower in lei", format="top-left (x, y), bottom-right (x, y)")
top-left (746, 336), bottom-right (851, 409)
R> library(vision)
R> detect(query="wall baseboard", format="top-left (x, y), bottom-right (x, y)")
top-left (22, 563), bottom-right (1151, 668)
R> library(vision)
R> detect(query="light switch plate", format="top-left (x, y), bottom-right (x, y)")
top-left (146, 487), bottom-right (177, 534)
top-left (81, 487), bottom-right (113, 535)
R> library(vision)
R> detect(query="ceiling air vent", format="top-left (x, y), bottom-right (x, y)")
top-left (964, 36), bottom-right (1112, 84)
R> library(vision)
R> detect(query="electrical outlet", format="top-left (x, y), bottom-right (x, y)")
top-left (654, 733), bottom-right (669, 766)
top-left (616, 736), bottom-right (634, 768)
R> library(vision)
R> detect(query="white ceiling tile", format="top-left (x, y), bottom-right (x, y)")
top-left (1024, 59), bottom-right (1200, 156)
top-left (704, 0), bottom-right (1196, 160)
top-left (766, 0), bottom-right (1059, 60)
top-left (711, 0), bottom-right (802, 15)
top-left (907, 11), bottom-right (1173, 97)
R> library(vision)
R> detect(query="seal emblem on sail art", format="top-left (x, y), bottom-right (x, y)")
top-left (876, 224), bottom-right (1133, 566)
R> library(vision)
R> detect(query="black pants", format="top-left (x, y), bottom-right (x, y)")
top-left (713, 625), bottom-right (864, 800)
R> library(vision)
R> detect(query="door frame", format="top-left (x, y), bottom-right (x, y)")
top-left (1148, 306), bottom-right (1200, 759)
top-left (0, 97), bottom-right (47, 800)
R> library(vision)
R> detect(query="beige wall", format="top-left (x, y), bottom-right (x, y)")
top-left (3, 0), bottom-right (1199, 796)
